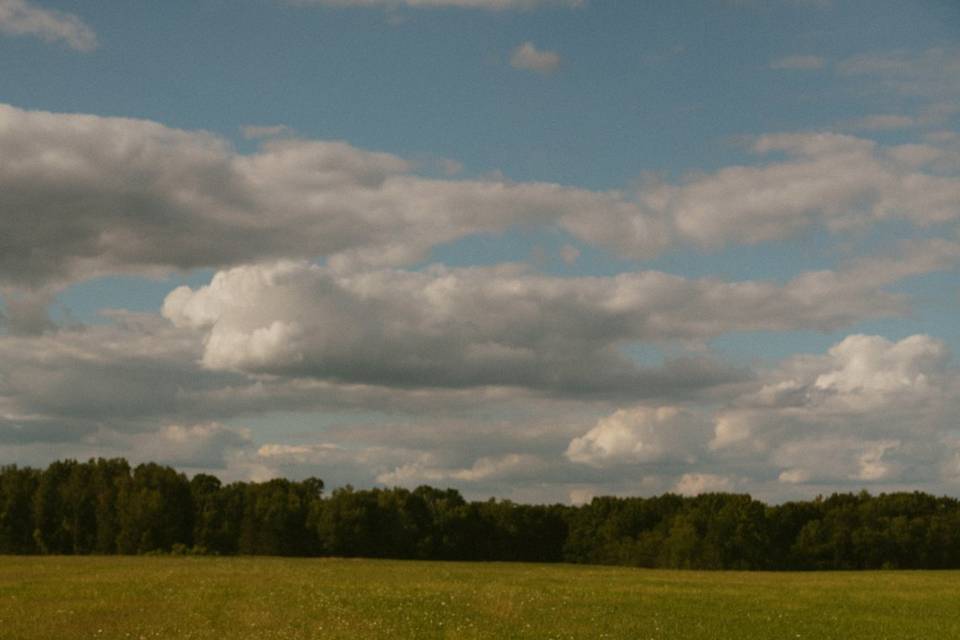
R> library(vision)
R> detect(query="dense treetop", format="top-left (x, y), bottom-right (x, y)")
top-left (3, 459), bottom-right (959, 570)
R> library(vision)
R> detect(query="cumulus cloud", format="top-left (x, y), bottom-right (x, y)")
top-left (745, 333), bottom-right (951, 416)
top-left (0, 0), bottom-right (97, 51)
top-left (772, 438), bottom-right (903, 484)
top-left (112, 422), bottom-right (254, 470)
top-left (3, 103), bottom-right (958, 300)
top-left (158, 248), bottom-right (957, 396)
top-left (3, 317), bottom-right (959, 499)
top-left (0, 103), bottom-right (669, 291)
top-left (811, 334), bottom-right (948, 410)
top-left (565, 406), bottom-right (708, 467)
top-left (377, 453), bottom-right (547, 485)
top-left (562, 331), bottom-right (960, 496)
top-left (0, 309), bottom-right (563, 442)
top-left (0, 312), bottom-right (230, 431)
top-left (2, 98), bottom-right (959, 500)
top-left (254, 441), bottom-right (461, 488)
top-left (510, 42), bottom-right (561, 74)
top-left (0, 310), bottom-right (576, 490)
top-left (651, 132), bottom-right (960, 248)
top-left (712, 333), bottom-right (959, 488)
top-left (673, 473), bottom-right (737, 496)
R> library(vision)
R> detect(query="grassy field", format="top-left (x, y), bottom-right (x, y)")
top-left (1, 557), bottom-right (958, 639)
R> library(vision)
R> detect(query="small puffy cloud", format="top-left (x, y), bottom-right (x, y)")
top-left (377, 453), bottom-right (546, 485)
top-left (510, 42), bottom-right (561, 74)
top-left (771, 438), bottom-right (902, 484)
top-left (770, 55), bottom-right (825, 70)
top-left (0, 0), bottom-right (97, 51)
top-left (121, 422), bottom-right (253, 470)
top-left (811, 334), bottom-right (948, 410)
top-left (568, 488), bottom-right (595, 506)
top-left (566, 406), bottom-right (708, 467)
top-left (673, 473), bottom-right (736, 496)
top-left (710, 411), bottom-right (761, 451)
top-left (737, 333), bottom-right (951, 419)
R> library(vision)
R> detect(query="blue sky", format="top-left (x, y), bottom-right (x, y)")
top-left (1, 0), bottom-right (959, 502)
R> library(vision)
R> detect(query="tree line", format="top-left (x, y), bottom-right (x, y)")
top-left (2, 458), bottom-right (960, 569)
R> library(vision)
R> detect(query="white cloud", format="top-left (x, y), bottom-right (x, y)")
top-left (811, 334), bottom-right (948, 410)
top-left (647, 132), bottom-right (960, 248)
top-left (771, 438), bottom-right (903, 484)
top-left (711, 333), bottom-right (960, 488)
top-left (510, 41), bottom-right (561, 74)
top-left (552, 331), bottom-right (959, 495)
top-left (770, 55), bottom-right (825, 70)
top-left (158, 250), bottom-right (955, 396)
top-left (121, 422), bottom-right (253, 470)
top-left (568, 488), bottom-right (595, 505)
top-left (748, 333), bottom-right (951, 416)
top-left (0, 103), bottom-right (669, 291)
top-left (0, 0), bottom-right (97, 51)
top-left (673, 473), bottom-right (736, 496)
top-left (566, 406), bottom-right (708, 467)
top-left (377, 453), bottom-right (546, 485)
top-left (3, 104), bottom-right (958, 300)
top-left (2, 319), bottom-right (959, 498)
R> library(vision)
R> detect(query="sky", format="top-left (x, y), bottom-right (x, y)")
top-left (1, 0), bottom-right (959, 504)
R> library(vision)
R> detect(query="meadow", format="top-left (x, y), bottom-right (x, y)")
top-left (1, 557), bottom-right (958, 639)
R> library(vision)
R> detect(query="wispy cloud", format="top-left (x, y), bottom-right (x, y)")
top-left (290, 0), bottom-right (583, 10)
top-left (844, 104), bottom-right (958, 132)
top-left (0, 0), bottom-right (97, 51)
top-left (769, 55), bottom-right (825, 70)
top-left (838, 47), bottom-right (960, 98)
top-left (241, 124), bottom-right (295, 140)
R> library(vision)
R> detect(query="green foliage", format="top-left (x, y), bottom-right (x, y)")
top-left (3, 459), bottom-right (960, 569)
top-left (0, 465), bottom-right (39, 554)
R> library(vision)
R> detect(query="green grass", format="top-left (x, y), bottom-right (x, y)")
top-left (1, 557), bottom-right (958, 639)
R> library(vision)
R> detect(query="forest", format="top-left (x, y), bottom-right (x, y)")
top-left (2, 458), bottom-right (960, 570)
